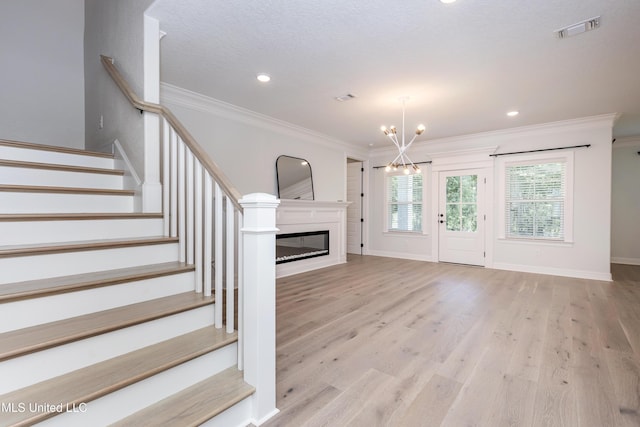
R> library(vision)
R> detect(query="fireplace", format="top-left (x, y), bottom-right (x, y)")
top-left (276, 230), bottom-right (329, 264)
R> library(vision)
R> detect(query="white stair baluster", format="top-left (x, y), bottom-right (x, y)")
top-left (237, 209), bottom-right (244, 370)
top-left (177, 141), bottom-right (186, 263)
top-left (204, 173), bottom-right (213, 297)
top-left (226, 197), bottom-right (235, 333)
top-left (186, 149), bottom-right (194, 265)
top-left (162, 118), bottom-right (170, 237)
top-left (194, 162), bottom-right (203, 293)
top-left (169, 128), bottom-right (178, 238)
top-left (214, 182), bottom-right (223, 328)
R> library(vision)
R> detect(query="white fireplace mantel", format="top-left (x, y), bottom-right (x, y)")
top-left (276, 199), bottom-right (350, 278)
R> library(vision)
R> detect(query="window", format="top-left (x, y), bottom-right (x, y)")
top-left (505, 160), bottom-right (567, 240)
top-left (386, 173), bottom-right (423, 232)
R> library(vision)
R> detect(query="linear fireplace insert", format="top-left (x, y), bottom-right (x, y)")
top-left (276, 230), bottom-right (329, 264)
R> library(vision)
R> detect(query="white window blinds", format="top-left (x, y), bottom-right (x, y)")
top-left (505, 161), bottom-right (566, 240)
top-left (387, 174), bottom-right (423, 232)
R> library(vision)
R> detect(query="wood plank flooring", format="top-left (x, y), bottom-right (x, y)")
top-left (264, 256), bottom-right (640, 427)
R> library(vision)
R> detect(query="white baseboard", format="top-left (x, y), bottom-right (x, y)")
top-left (113, 139), bottom-right (143, 211)
top-left (251, 408), bottom-right (280, 426)
top-left (611, 257), bottom-right (640, 266)
top-left (366, 249), bottom-right (434, 262)
top-left (113, 139), bottom-right (141, 187)
top-left (491, 262), bottom-right (612, 281)
top-left (276, 257), bottom-right (346, 278)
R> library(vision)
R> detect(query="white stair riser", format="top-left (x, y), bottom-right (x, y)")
top-left (0, 218), bottom-right (164, 246)
top-left (0, 146), bottom-right (114, 169)
top-left (200, 397), bottom-right (252, 427)
top-left (0, 192), bottom-right (134, 214)
top-left (0, 272), bottom-right (195, 333)
top-left (0, 243), bottom-right (179, 284)
top-left (36, 344), bottom-right (238, 427)
top-left (0, 166), bottom-right (123, 189)
top-left (0, 305), bottom-right (216, 394)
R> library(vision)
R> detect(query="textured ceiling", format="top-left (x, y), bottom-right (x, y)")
top-left (147, 0), bottom-right (640, 148)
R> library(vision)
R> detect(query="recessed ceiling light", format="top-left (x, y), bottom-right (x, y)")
top-left (335, 93), bottom-right (357, 102)
top-left (507, 111), bottom-right (519, 117)
top-left (440, 0), bottom-right (456, 3)
top-left (256, 74), bottom-right (271, 83)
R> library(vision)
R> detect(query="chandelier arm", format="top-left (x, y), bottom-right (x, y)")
top-left (405, 154), bottom-right (416, 168)
top-left (381, 97), bottom-right (424, 174)
top-left (391, 134), bottom-right (401, 148)
top-left (406, 134), bottom-right (418, 149)
top-left (390, 151), bottom-right (403, 165)
top-left (400, 153), bottom-right (408, 168)
top-left (387, 134), bottom-right (400, 149)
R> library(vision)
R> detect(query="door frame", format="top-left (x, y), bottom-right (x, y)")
top-left (437, 168), bottom-right (487, 266)
top-left (429, 147), bottom-right (496, 267)
top-left (346, 159), bottom-right (364, 255)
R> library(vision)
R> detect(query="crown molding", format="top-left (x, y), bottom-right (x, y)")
top-left (160, 82), bottom-right (367, 157)
top-left (613, 135), bottom-right (640, 148)
top-left (369, 113), bottom-right (619, 158)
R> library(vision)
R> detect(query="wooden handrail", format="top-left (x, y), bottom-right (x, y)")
top-left (100, 55), bottom-right (243, 211)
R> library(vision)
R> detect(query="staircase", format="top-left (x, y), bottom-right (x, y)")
top-left (0, 139), bottom-right (255, 426)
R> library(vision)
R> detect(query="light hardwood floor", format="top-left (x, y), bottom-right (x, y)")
top-left (263, 255), bottom-right (640, 427)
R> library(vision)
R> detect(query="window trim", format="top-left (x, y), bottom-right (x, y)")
top-left (383, 171), bottom-right (426, 234)
top-left (497, 151), bottom-right (574, 243)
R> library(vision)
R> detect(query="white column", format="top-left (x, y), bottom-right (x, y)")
top-left (141, 14), bottom-right (162, 212)
top-left (240, 193), bottom-right (280, 425)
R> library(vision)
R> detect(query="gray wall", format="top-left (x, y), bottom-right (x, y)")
top-left (84, 0), bottom-right (155, 174)
top-left (0, 0), bottom-right (85, 148)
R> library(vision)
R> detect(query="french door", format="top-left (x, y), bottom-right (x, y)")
top-left (438, 169), bottom-right (486, 266)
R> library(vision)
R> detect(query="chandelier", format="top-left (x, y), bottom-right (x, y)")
top-left (380, 97), bottom-right (425, 174)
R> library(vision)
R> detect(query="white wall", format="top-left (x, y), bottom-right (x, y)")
top-left (611, 137), bottom-right (640, 265)
top-left (161, 84), bottom-right (366, 200)
top-left (368, 114), bottom-right (617, 280)
top-left (0, 0), bottom-right (85, 148)
top-left (84, 0), bottom-right (155, 173)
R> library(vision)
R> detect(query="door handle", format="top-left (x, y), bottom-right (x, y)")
top-left (439, 220), bottom-right (444, 224)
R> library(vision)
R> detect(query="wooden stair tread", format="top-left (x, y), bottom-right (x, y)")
top-left (0, 159), bottom-right (124, 175)
top-left (0, 184), bottom-right (134, 196)
top-left (0, 139), bottom-right (114, 158)
top-left (112, 367), bottom-right (254, 427)
top-left (0, 212), bottom-right (163, 222)
top-left (0, 326), bottom-right (236, 426)
top-left (0, 235), bottom-right (178, 258)
top-left (0, 291), bottom-right (214, 361)
top-left (0, 261), bottom-right (194, 303)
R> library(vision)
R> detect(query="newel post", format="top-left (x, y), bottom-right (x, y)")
top-left (239, 193), bottom-right (280, 424)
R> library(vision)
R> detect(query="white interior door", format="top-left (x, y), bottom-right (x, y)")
top-left (438, 169), bottom-right (486, 266)
top-left (346, 161), bottom-right (362, 254)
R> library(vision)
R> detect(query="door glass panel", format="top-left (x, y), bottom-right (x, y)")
top-left (461, 175), bottom-right (477, 203)
top-left (446, 204), bottom-right (461, 231)
top-left (446, 176), bottom-right (460, 203)
top-left (461, 204), bottom-right (477, 232)
top-left (445, 174), bottom-right (478, 233)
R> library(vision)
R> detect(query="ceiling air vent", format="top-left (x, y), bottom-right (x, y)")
top-left (555, 16), bottom-right (600, 38)
top-left (335, 93), bottom-right (357, 102)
